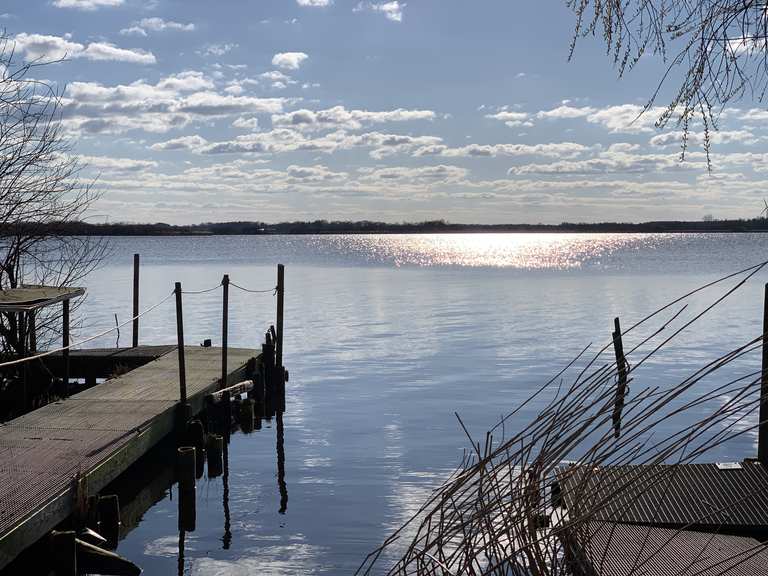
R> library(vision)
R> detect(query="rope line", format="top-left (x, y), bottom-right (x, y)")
top-left (181, 283), bottom-right (222, 295)
top-left (0, 290), bottom-right (176, 369)
top-left (230, 281), bottom-right (277, 295)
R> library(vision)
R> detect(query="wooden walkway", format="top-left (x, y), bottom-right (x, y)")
top-left (0, 345), bottom-right (256, 569)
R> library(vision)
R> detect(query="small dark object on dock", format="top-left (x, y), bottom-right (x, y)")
top-left (201, 339), bottom-right (211, 348)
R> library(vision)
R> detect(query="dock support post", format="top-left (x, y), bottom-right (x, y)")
top-left (28, 310), bottom-right (36, 353)
top-left (50, 530), bottom-right (77, 576)
top-left (62, 299), bottom-right (70, 398)
top-left (276, 264), bottom-right (285, 413)
top-left (221, 274), bottom-right (229, 388)
top-left (175, 282), bottom-right (187, 405)
top-left (759, 283), bottom-right (768, 466)
top-left (97, 495), bottom-right (120, 550)
top-left (177, 446), bottom-right (197, 532)
top-left (132, 254), bottom-right (139, 348)
top-left (239, 398), bottom-right (254, 433)
top-left (208, 434), bottom-right (224, 478)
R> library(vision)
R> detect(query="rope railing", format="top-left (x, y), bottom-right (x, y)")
top-left (0, 275), bottom-right (278, 370)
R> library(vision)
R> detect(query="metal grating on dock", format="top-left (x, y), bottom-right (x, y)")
top-left (558, 462), bottom-right (768, 531)
top-left (567, 522), bottom-right (768, 576)
top-left (0, 346), bottom-right (256, 569)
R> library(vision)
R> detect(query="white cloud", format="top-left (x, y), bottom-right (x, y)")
top-left (272, 105), bottom-right (435, 131)
top-left (121, 17), bottom-right (195, 36)
top-left (150, 135), bottom-right (209, 151)
top-left (415, 142), bottom-right (591, 159)
top-left (354, 1), bottom-right (405, 22)
top-left (296, 0), bottom-right (332, 5)
top-left (535, 105), bottom-right (596, 120)
top-left (61, 74), bottom-right (286, 135)
top-left (52, 0), bottom-right (123, 9)
top-left (119, 26), bottom-right (147, 37)
top-left (81, 42), bottom-right (156, 64)
top-left (484, 110), bottom-right (532, 128)
top-left (272, 52), bottom-right (308, 70)
top-left (198, 43), bottom-right (237, 57)
top-left (233, 117), bottom-right (260, 130)
top-left (139, 17), bottom-right (195, 32)
top-left (13, 33), bottom-right (155, 64)
top-left (78, 154), bottom-right (158, 171)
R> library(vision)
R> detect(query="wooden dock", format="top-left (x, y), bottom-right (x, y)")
top-left (0, 345), bottom-right (257, 570)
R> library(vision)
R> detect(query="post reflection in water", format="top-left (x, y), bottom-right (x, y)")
top-left (222, 435), bottom-right (232, 550)
top-left (177, 530), bottom-right (185, 576)
top-left (276, 411), bottom-right (288, 515)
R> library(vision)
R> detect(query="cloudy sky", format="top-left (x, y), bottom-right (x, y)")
top-left (5, 0), bottom-right (768, 224)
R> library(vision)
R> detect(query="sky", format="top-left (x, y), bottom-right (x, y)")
top-left (4, 0), bottom-right (768, 224)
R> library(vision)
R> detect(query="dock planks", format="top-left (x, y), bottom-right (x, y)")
top-left (0, 345), bottom-right (256, 569)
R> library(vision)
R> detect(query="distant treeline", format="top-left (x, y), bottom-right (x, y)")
top-left (4, 218), bottom-right (768, 236)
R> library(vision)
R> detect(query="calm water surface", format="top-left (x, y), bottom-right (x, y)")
top-left (73, 233), bottom-right (768, 575)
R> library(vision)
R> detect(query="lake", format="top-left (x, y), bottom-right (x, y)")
top-left (72, 233), bottom-right (768, 575)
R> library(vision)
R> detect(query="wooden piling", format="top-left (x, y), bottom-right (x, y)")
top-left (207, 434), bottom-right (223, 478)
top-left (759, 283), bottom-right (768, 466)
top-left (62, 299), bottom-right (70, 398)
top-left (174, 282), bottom-right (187, 404)
top-left (239, 398), bottom-right (254, 433)
top-left (276, 264), bottom-right (284, 371)
top-left (177, 446), bottom-right (196, 492)
top-left (186, 420), bottom-right (205, 455)
top-left (221, 274), bottom-right (229, 389)
top-left (28, 310), bottom-right (36, 353)
top-left (262, 339), bottom-right (275, 419)
top-left (132, 254), bottom-right (139, 348)
top-left (222, 390), bottom-right (232, 440)
top-left (50, 530), bottom-right (77, 576)
top-left (97, 495), bottom-right (120, 550)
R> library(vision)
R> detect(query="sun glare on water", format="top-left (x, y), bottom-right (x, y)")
top-left (339, 233), bottom-right (655, 269)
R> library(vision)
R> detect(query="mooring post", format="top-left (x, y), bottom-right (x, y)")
top-left (207, 433), bottom-right (224, 478)
top-left (62, 299), bottom-right (70, 398)
top-left (221, 274), bottom-right (229, 389)
top-left (276, 264), bottom-right (285, 413)
top-left (276, 264), bottom-right (284, 370)
top-left (132, 253), bottom-right (139, 348)
top-left (759, 283), bottom-right (768, 466)
top-left (175, 282), bottom-right (187, 405)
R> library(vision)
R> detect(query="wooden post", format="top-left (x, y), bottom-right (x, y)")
top-left (276, 264), bottom-right (284, 370)
top-left (759, 283), bottom-right (768, 466)
top-left (28, 310), bottom-right (36, 353)
top-left (221, 274), bottom-right (229, 388)
top-left (207, 434), bottom-right (223, 478)
top-left (62, 299), bottom-right (70, 398)
top-left (177, 446), bottom-right (196, 492)
top-left (175, 282), bottom-right (187, 404)
top-left (50, 530), bottom-right (77, 576)
top-left (132, 254), bottom-right (139, 348)
top-left (239, 398), bottom-right (254, 433)
top-left (97, 495), bottom-right (120, 550)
